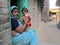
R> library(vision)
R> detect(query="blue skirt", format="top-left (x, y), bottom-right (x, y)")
top-left (12, 29), bottom-right (39, 45)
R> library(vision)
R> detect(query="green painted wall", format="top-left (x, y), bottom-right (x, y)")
top-left (17, 0), bottom-right (29, 19)
top-left (8, 0), bottom-right (12, 39)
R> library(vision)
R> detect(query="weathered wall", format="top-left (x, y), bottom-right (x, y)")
top-left (28, 0), bottom-right (49, 29)
top-left (28, 0), bottom-right (41, 30)
top-left (0, 0), bottom-right (12, 45)
top-left (41, 0), bottom-right (49, 22)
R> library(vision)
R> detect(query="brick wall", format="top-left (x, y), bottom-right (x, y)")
top-left (0, 0), bottom-right (12, 45)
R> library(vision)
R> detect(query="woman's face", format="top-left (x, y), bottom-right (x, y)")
top-left (12, 9), bottom-right (19, 18)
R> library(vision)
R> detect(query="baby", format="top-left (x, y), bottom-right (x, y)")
top-left (21, 7), bottom-right (31, 27)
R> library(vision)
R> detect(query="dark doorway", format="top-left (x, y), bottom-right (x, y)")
top-left (10, 0), bottom-right (17, 6)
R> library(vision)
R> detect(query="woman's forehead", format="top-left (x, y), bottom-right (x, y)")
top-left (13, 9), bottom-right (18, 11)
top-left (12, 8), bottom-right (18, 12)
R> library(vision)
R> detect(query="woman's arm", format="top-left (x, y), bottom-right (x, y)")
top-left (11, 17), bottom-right (29, 34)
top-left (15, 21), bottom-right (27, 33)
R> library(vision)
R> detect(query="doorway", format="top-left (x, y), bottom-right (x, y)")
top-left (10, 0), bottom-right (17, 6)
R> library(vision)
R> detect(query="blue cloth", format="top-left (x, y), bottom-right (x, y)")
top-left (11, 20), bottom-right (39, 45)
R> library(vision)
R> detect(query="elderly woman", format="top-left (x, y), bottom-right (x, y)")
top-left (11, 6), bottom-right (39, 45)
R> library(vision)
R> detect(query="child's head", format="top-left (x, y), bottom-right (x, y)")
top-left (22, 7), bottom-right (28, 14)
top-left (11, 6), bottom-right (19, 18)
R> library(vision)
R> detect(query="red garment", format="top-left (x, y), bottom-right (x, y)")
top-left (23, 16), bottom-right (31, 27)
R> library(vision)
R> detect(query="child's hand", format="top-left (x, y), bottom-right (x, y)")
top-left (25, 16), bottom-right (29, 24)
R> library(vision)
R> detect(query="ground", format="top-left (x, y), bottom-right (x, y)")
top-left (35, 21), bottom-right (60, 45)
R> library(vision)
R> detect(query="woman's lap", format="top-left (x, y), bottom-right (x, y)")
top-left (12, 29), bottom-right (39, 45)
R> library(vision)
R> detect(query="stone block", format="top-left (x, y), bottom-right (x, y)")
top-left (0, 15), bottom-right (9, 24)
top-left (0, 0), bottom-right (8, 8)
top-left (0, 29), bottom-right (10, 40)
top-left (0, 35), bottom-right (11, 45)
top-left (2, 8), bottom-right (8, 15)
top-left (0, 1), bottom-right (2, 7)
top-left (0, 7), bottom-right (8, 15)
top-left (0, 22), bottom-right (10, 31)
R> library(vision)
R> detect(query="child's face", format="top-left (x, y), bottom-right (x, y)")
top-left (23, 10), bottom-right (27, 14)
top-left (12, 9), bottom-right (19, 18)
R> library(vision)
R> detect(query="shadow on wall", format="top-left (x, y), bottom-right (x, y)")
top-left (37, 0), bottom-right (44, 13)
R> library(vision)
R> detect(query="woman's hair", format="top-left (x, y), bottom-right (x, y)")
top-left (11, 6), bottom-right (18, 12)
top-left (22, 7), bottom-right (28, 13)
top-left (11, 8), bottom-right (18, 12)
